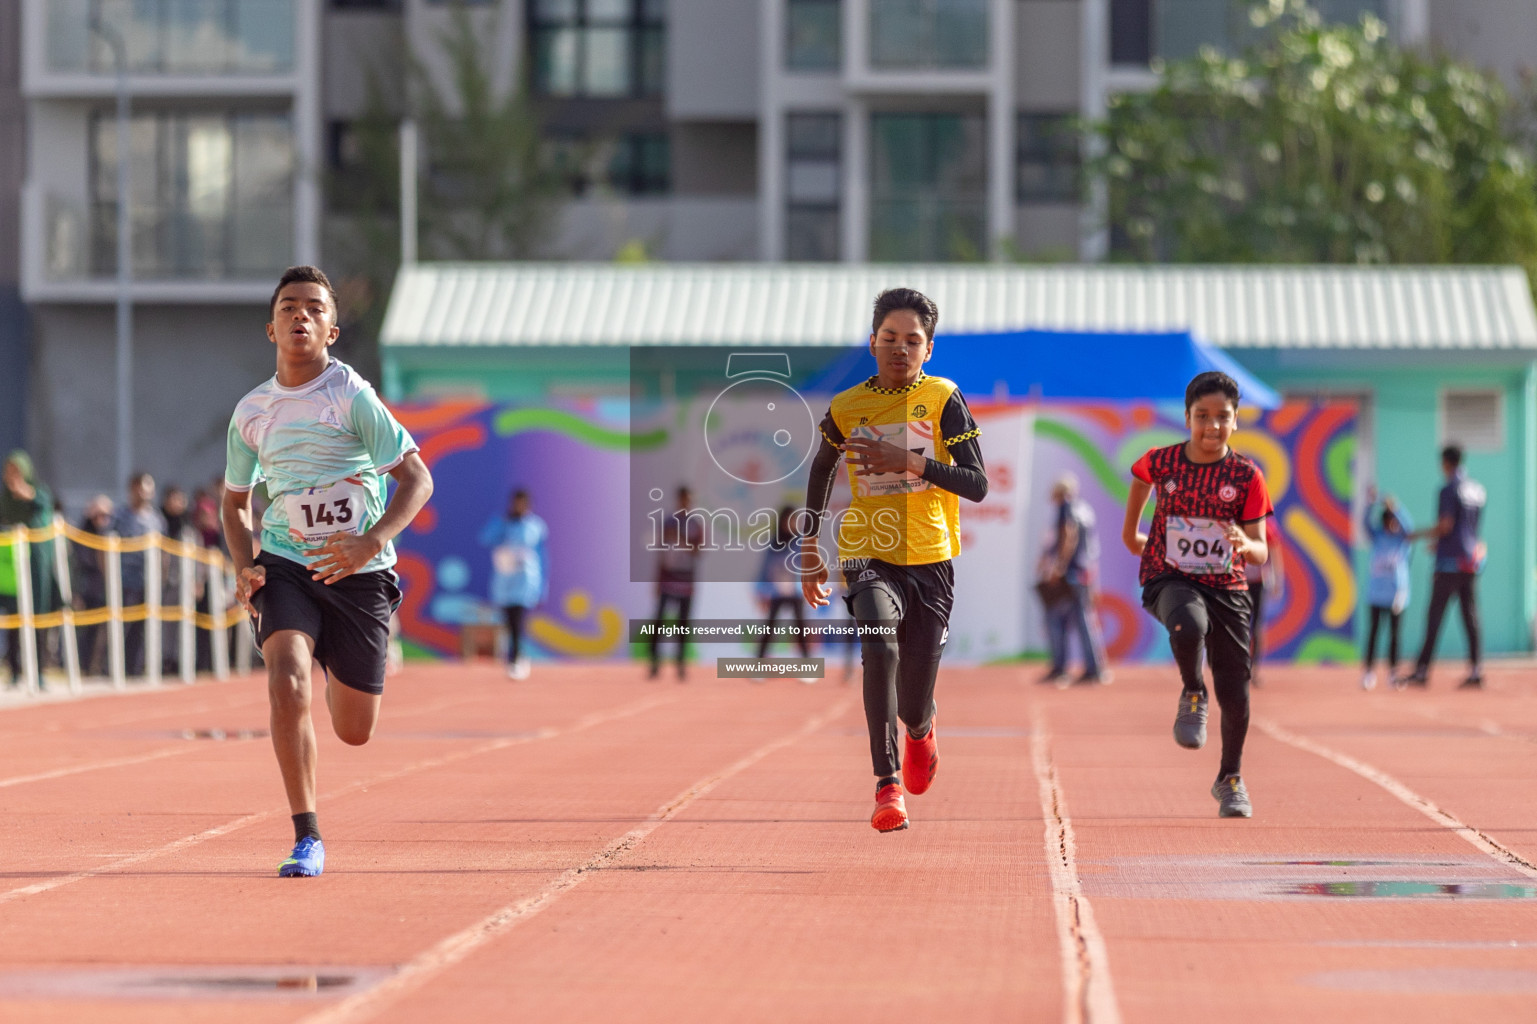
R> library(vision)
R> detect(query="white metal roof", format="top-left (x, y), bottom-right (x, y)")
top-left (380, 263), bottom-right (1537, 350)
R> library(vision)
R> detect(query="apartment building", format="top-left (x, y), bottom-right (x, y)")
top-left (10, 0), bottom-right (1537, 498)
top-left (1, 4), bottom-right (25, 456)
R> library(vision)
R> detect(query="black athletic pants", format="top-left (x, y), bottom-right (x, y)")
top-left (845, 560), bottom-right (952, 779)
top-left (1143, 575), bottom-right (1251, 778)
top-left (1363, 605), bottom-right (1401, 671)
top-left (648, 592), bottom-right (692, 671)
top-left (756, 596), bottom-right (810, 659)
top-left (503, 605), bottom-right (527, 664)
top-left (1414, 571), bottom-right (1481, 674)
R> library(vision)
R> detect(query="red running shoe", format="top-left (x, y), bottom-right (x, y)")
top-left (871, 783), bottom-right (909, 832)
top-left (903, 722), bottom-right (939, 795)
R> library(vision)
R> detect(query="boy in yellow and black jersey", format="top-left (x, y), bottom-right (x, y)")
top-left (801, 288), bottom-right (988, 832)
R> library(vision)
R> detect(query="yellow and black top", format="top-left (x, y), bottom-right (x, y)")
top-left (813, 374), bottom-right (985, 566)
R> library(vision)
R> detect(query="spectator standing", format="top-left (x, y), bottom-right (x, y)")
top-left (478, 488), bottom-right (549, 680)
top-left (0, 451), bottom-right (59, 687)
top-left (1397, 445), bottom-right (1486, 689)
top-left (754, 506), bottom-right (812, 678)
top-left (73, 496), bottom-right (115, 676)
top-left (1361, 488), bottom-right (1413, 690)
top-left (1039, 474), bottom-right (1110, 686)
top-left (649, 486), bottom-right (702, 681)
top-left (112, 472), bottom-right (166, 677)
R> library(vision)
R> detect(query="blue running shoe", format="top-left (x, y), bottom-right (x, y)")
top-left (278, 836), bottom-right (325, 877)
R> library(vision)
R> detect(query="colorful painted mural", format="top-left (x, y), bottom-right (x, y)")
top-left (391, 397), bottom-right (1359, 666)
top-left (1023, 399), bottom-right (1360, 666)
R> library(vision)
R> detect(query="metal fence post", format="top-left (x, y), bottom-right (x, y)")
top-left (178, 532), bottom-right (195, 683)
top-left (209, 556), bottom-right (229, 680)
top-left (106, 535), bottom-right (125, 690)
top-left (50, 517), bottom-right (81, 695)
top-left (143, 534), bottom-right (161, 685)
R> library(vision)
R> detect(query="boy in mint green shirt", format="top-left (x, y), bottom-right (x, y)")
top-left (222, 265), bottom-right (434, 878)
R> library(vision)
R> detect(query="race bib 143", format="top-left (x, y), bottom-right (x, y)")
top-left (283, 477), bottom-right (368, 547)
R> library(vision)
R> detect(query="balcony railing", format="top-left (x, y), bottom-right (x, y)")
top-left (47, 0), bottom-right (296, 76)
top-left (1154, 0), bottom-right (1388, 61)
top-left (44, 195), bottom-right (292, 283)
top-left (869, 0), bottom-right (988, 70)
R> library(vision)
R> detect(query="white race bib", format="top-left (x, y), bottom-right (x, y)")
top-left (283, 478), bottom-right (368, 545)
top-left (850, 420), bottom-right (936, 497)
top-left (493, 544), bottom-right (529, 575)
top-left (1165, 517), bottom-right (1234, 575)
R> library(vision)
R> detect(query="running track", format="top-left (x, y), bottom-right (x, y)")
top-left (0, 661), bottom-right (1534, 1022)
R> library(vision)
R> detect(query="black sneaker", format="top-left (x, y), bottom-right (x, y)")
top-left (1073, 671), bottom-right (1112, 686)
top-left (1457, 674), bottom-right (1485, 690)
top-left (1211, 775), bottom-right (1252, 818)
top-left (1173, 691), bottom-right (1208, 749)
top-left (1038, 669), bottom-right (1067, 685)
top-left (1393, 671), bottom-right (1428, 690)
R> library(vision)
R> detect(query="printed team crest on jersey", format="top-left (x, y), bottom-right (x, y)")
top-left (913, 404), bottom-right (927, 418)
top-left (1218, 484), bottom-right (1238, 502)
top-left (858, 570), bottom-right (878, 582)
top-left (1164, 480), bottom-right (1178, 493)
top-left (318, 405), bottom-right (344, 430)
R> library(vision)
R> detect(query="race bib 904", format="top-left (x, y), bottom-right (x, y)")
top-left (284, 477), bottom-right (368, 546)
top-left (1165, 516), bottom-right (1233, 575)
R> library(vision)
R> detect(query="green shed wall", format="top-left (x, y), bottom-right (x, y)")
top-left (1238, 349), bottom-right (1537, 660)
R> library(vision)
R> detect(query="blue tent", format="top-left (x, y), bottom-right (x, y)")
top-left (805, 329), bottom-right (1281, 408)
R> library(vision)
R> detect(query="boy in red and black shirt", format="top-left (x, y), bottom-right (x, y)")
top-left (1121, 372), bottom-right (1272, 818)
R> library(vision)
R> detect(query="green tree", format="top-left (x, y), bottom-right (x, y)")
top-left (1088, 0), bottom-right (1537, 283)
top-left (326, 6), bottom-right (561, 374)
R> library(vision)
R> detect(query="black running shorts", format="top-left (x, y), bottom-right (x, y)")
top-left (251, 551), bottom-right (401, 695)
top-left (841, 558), bottom-right (956, 635)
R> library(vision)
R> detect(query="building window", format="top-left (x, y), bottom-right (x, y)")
top-left (90, 111), bottom-right (294, 278)
top-left (1441, 389), bottom-right (1504, 453)
top-left (1017, 113), bottom-right (1079, 203)
top-left (529, 0), bottom-right (666, 99)
top-left (1111, 0), bottom-right (1388, 64)
top-left (787, 0), bottom-right (841, 71)
top-left (870, 112), bottom-right (986, 261)
top-left (547, 132), bottom-right (670, 196)
top-left (786, 113), bottom-right (841, 261)
top-left (48, 0), bottom-right (296, 75)
top-left (1109, 0), bottom-right (1151, 65)
top-left (870, 0), bottom-right (988, 70)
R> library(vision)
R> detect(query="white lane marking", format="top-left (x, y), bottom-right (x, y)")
top-left (0, 692), bottom-right (680, 907)
top-left (0, 746), bottom-right (199, 790)
top-left (1031, 708), bottom-right (1122, 1024)
top-left (1256, 718), bottom-right (1537, 881)
top-left (295, 695), bottom-right (855, 1024)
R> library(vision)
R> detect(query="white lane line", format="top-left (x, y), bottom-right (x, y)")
top-left (0, 691), bottom-right (493, 791)
top-left (1030, 708), bottom-right (1122, 1024)
top-left (0, 745), bottom-right (198, 790)
top-left (295, 695), bottom-right (855, 1024)
top-left (0, 692), bottom-right (680, 907)
top-left (1256, 718), bottom-right (1537, 881)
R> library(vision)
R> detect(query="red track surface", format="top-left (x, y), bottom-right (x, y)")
top-left (0, 660), bottom-right (1534, 1022)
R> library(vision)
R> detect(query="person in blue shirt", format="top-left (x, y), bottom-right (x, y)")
top-left (1360, 487), bottom-right (1412, 691)
top-left (479, 488), bottom-right (549, 680)
top-left (1397, 445), bottom-right (1486, 689)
